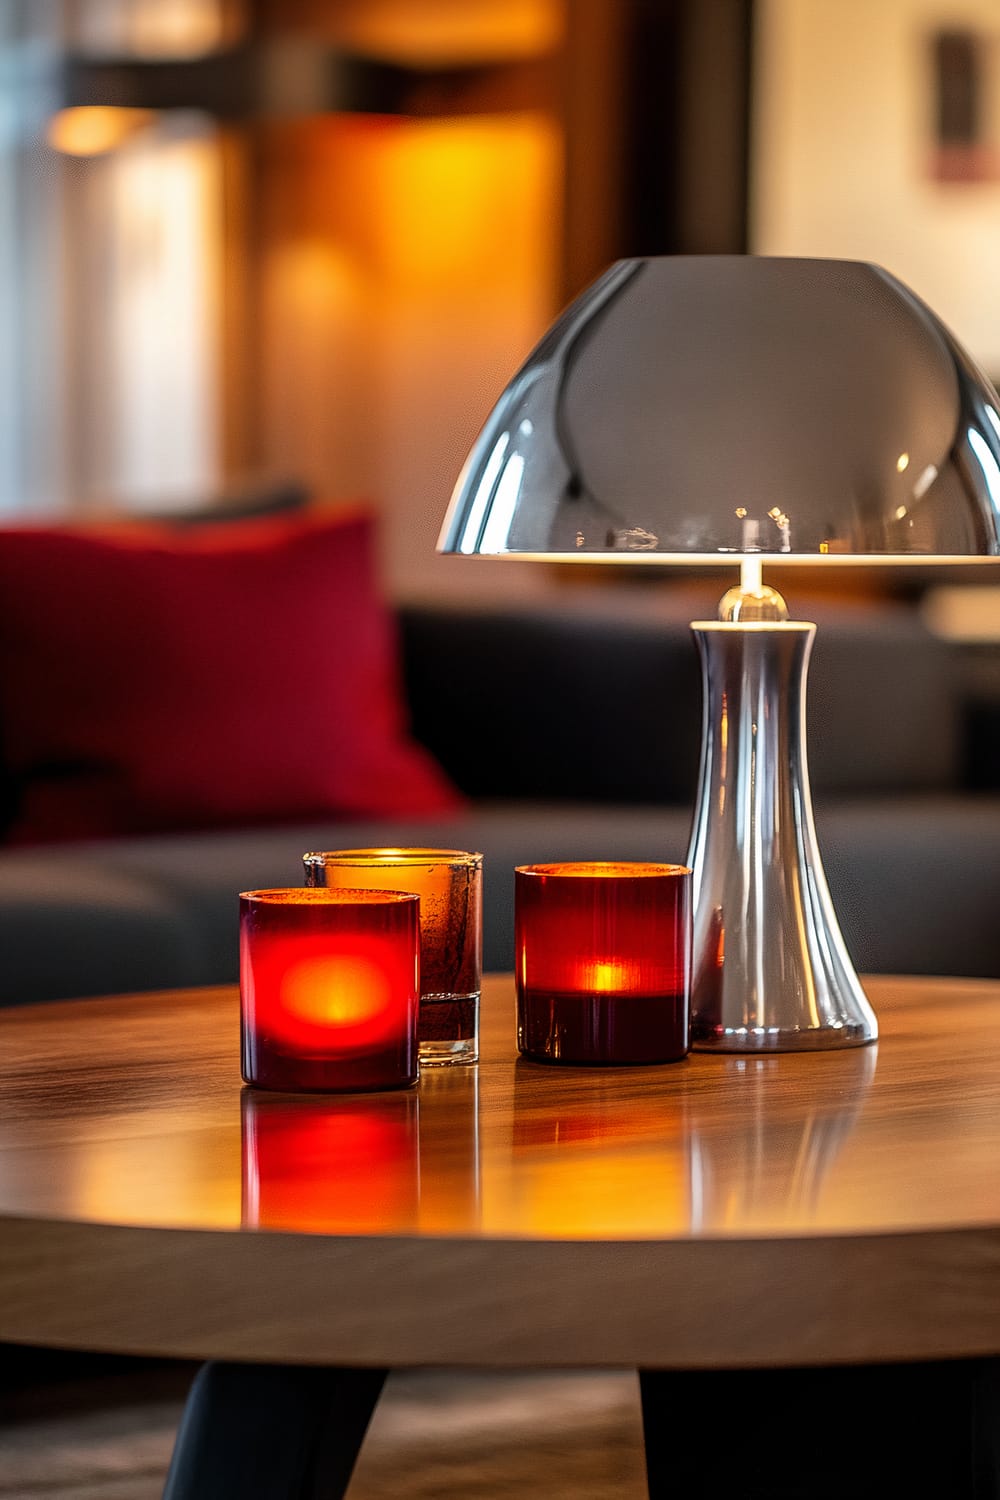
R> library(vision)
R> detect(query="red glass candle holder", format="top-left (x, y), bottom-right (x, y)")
top-left (240, 888), bottom-right (420, 1093)
top-left (514, 862), bottom-right (692, 1065)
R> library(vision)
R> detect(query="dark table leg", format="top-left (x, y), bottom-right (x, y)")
top-left (161, 1362), bottom-right (388, 1500)
top-left (640, 1359), bottom-right (1000, 1499)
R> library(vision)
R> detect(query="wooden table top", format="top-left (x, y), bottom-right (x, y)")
top-left (1, 972), bottom-right (1000, 1371)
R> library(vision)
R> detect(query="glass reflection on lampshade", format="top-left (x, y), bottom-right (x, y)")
top-left (439, 256), bottom-right (1000, 1052)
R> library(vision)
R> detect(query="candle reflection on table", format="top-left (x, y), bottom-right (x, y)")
top-left (241, 1066), bottom-right (481, 1234)
top-left (503, 1064), bottom-right (696, 1236)
top-left (496, 1040), bottom-right (879, 1238)
top-left (416, 1065), bottom-right (481, 1232)
top-left (241, 1089), bottom-right (420, 1233)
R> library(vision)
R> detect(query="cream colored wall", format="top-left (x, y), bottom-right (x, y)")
top-left (752, 0), bottom-right (1000, 375)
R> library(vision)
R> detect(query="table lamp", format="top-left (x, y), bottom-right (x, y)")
top-left (438, 256), bottom-right (1000, 1052)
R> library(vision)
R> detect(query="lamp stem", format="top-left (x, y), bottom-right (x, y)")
top-left (740, 555), bottom-right (762, 594)
top-left (686, 602), bottom-right (878, 1051)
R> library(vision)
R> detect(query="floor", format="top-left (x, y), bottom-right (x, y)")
top-left (0, 1357), bottom-right (649, 1499)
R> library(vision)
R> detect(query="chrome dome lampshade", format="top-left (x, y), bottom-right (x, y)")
top-left (439, 256), bottom-right (1000, 1052)
top-left (439, 257), bottom-right (1000, 565)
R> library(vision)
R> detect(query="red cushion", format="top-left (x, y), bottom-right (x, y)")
top-left (0, 509), bottom-right (463, 843)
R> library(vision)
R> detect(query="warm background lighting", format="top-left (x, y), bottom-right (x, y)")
top-left (46, 106), bottom-right (156, 157)
top-left (126, 0), bottom-right (228, 57)
top-left (330, 0), bottom-right (562, 65)
top-left (73, 0), bottom-right (229, 57)
top-left (255, 110), bottom-right (559, 593)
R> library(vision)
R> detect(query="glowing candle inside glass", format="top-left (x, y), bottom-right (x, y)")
top-left (303, 849), bottom-right (482, 1067)
top-left (515, 862), bottom-right (691, 1065)
top-left (576, 959), bottom-right (635, 994)
top-left (240, 888), bottom-right (420, 1093)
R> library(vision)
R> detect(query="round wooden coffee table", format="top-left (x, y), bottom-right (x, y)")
top-left (2, 971), bottom-right (1000, 1367)
top-left (2, 973), bottom-right (1000, 1497)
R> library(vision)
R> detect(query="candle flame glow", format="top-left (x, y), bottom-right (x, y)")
top-left (578, 960), bottom-right (634, 994)
top-left (281, 954), bottom-right (391, 1029)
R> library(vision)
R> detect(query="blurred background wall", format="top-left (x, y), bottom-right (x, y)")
top-left (1, 0), bottom-right (998, 600)
top-left (753, 0), bottom-right (1000, 377)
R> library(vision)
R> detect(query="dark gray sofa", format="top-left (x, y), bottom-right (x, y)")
top-left (2, 585), bottom-right (999, 1007)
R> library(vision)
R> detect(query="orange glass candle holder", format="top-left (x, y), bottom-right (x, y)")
top-left (240, 887), bottom-right (420, 1093)
top-left (514, 862), bottom-right (692, 1065)
top-left (303, 849), bottom-right (482, 1067)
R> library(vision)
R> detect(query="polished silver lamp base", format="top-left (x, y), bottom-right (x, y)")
top-left (687, 591), bottom-right (878, 1052)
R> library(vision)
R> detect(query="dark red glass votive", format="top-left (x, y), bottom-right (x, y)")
top-left (514, 862), bottom-right (692, 1065)
top-left (240, 888), bottom-right (420, 1092)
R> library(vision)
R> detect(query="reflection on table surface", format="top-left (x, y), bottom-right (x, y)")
top-left (242, 1069), bottom-right (479, 1234)
top-left (0, 974), bottom-right (999, 1241)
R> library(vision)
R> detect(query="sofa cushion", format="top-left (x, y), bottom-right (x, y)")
top-left (6, 793), bottom-right (999, 1005)
top-left (0, 509), bottom-right (461, 844)
top-left (51, 804), bottom-right (697, 992)
top-left (0, 851), bottom-right (202, 1005)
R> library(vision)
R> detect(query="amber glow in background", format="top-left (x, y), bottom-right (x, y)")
top-left (69, 0), bottom-right (228, 56)
top-left (35, 67), bottom-right (559, 585)
top-left (331, 0), bottom-right (561, 65)
top-left (46, 108), bottom-right (157, 157)
top-left (257, 109), bottom-right (560, 595)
